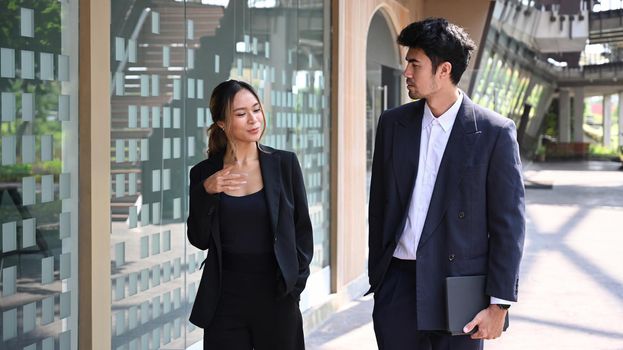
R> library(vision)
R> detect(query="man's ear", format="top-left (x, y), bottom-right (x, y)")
top-left (439, 62), bottom-right (453, 80)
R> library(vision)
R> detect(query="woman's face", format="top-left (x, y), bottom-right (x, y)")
top-left (219, 88), bottom-right (265, 144)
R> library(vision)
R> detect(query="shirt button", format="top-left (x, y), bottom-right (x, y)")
top-left (458, 211), bottom-right (465, 219)
top-left (449, 254), bottom-right (455, 262)
top-left (274, 236), bottom-right (277, 243)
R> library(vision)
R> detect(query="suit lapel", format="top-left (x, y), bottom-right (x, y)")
top-left (392, 100), bottom-right (424, 208)
top-left (418, 95), bottom-right (480, 250)
top-left (259, 147), bottom-right (282, 236)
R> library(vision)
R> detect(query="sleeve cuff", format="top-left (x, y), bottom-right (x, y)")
top-left (490, 296), bottom-right (515, 305)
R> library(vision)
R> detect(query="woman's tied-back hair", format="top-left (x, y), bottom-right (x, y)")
top-left (207, 79), bottom-right (266, 157)
top-left (397, 18), bottom-right (476, 85)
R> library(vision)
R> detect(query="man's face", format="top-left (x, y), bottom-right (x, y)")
top-left (402, 47), bottom-right (439, 100)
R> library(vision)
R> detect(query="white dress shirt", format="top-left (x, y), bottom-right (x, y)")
top-left (393, 92), bottom-right (512, 306)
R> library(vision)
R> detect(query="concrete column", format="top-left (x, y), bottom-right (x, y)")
top-left (604, 95), bottom-right (612, 147)
top-left (619, 92), bottom-right (623, 147)
top-left (559, 90), bottom-right (571, 143)
top-left (573, 87), bottom-right (585, 142)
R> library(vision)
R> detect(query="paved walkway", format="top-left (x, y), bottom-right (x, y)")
top-left (306, 161), bottom-right (623, 350)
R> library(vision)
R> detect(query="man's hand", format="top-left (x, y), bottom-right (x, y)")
top-left (463, 304), bottom-right (507, 340)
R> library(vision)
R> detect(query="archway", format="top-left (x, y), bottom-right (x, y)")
top-left (366, 10), bottom-right (403, 197)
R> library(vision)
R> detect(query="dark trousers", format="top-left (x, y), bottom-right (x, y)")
top-left (203, 253), bottom-right (304, 350)
top-left (372, 258), bottom-right (483, 350)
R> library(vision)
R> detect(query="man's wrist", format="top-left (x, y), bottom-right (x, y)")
top-left (493, 303), bottom-right (510, 310)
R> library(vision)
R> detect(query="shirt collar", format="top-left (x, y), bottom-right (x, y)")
top-left (423, 91), bottom-right (463, 132)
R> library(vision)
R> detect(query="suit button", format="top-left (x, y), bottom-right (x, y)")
top-left (458, 211), bottom-right (465, 219)
top-left (448, 254), bottom-right (455, 262)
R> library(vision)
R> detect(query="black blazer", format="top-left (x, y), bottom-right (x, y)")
top-left (187, 145), bottom-right (313, 328)
top-left (368, 95), bottom-right (525, 330)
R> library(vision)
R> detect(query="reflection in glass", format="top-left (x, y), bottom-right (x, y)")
top-left (0, 1), bottom-right (79, 349)
top-left (110, 0), bottom-right (330, 348)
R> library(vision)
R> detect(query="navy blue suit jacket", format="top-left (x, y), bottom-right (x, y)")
top-left (367, 95), bottom-right (525, 331)
top-left (187, 145), bottom-right (313, 328)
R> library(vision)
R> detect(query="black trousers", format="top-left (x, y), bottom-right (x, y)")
top-left (203, 253), bottom-right (304, 350)
top-left (372, 258), bottom-right (483, 350)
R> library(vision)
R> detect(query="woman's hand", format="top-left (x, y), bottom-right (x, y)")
top-left (202, 164), bottom-right (248, 194)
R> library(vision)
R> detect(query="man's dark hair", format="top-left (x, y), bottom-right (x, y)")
top-left (397, 18), bottom-right (476, 85)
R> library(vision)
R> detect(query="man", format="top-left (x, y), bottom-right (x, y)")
top-left (368, 18), bottom-right (525, 350)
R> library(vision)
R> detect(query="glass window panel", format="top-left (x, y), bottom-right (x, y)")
top-left (42, 337), bottom-right (53, 350)
top-left (173, 108), bottom-right (180, 128)
top-left (115, 242), bottom-right (125, 268)
top-left (140, 105), bottom-right (149, 128)
top-left (187, 77), bottom-right (195, 98)
top-left (21, 92), bottom-right (34, 121)
top-left (141, 301), bottom-right (150, 324)
top-left (41, 174), bottom-right (54, 203)
top-left (173, 137), bottom-right (180, 158)
top-left (162, 46), bottom-right (170, 67)
top-left (141, 204), bottom-right (150, 226)
top-left (128, 306), bottom-right (138, 330)
top-left (152, 202), bottom-right (161, 225)
top-left (173, 79), bottom-right (181, 100)
top-left (60, 331), bottom-right (71, 350)
top-left (187, 48), bottom-right (195, 69)
top-left (151, 75), bottom-right (159, 96)
top-left (2, 266), bottom-right (17, 296)
top-left (1, 48), bottom-right (16, 78)
top-left (140, 269), bottom-right (149, 291)
top-left (59, 212), bottom-right (70, 239)
top-left (59, 94), bottom-right (70, 121)
top-left (20, 8), bottom-right (35, 37)
top-left (60, 253), bottom-right (71, 280)
top-left (21, 50), bottom-right (35, 79)
top-left (152, 265), bottom-right (160, 287)
top-left (60, 291), bottom-right (71, 319)
top-left (41, 296), bottom-right (54, 324)
top-left (23, 302), bottom-right (36, 333)
top-left (115, 139), bottom-right (124, 163)
top-left (128, 39), bottom-right (137, 63)
top-left (163, 168), bottom-right (171, 191)
top-left (58, 54), bottom-right (69, 81)
top-left (22, 218), bottom-right (36, 248)
top-left (41, 135), bottom-right (53, 162)
top-left (59, 172), bottom-right (70, 199)
top-left (2, 135), bottom-right (16, 165)
top-left (117, 313), bottom-right (133, 337)
top-left (2, 92), bottom-right (16, 121)
top-left (128, 273), bottom-right (138, 296)
top-left (3, 309), bottom-right (17, 340)
top-left (21, 135), bottom-right (35, 163)
top-left (22, 176), bottom-right (36, 206)
top-left (140, 74), bottom-right (149, 97)
top-left (151, 12), bottom-right (160, 34)
top-left (163, 106), bottom-right (171, 128)
top-left (128, 206), bottom-right (137, 228)
top-left (41, 256), bottom-right (54, 284)
top-left (115, 37), bottom-right (125, 61)
top-left (197, 79), bottom-right (204, 99)
top-left (40, 52), bottom-right (54, 80)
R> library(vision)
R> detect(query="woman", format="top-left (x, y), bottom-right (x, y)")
top-left (187, 79), bottom-right (313, 350)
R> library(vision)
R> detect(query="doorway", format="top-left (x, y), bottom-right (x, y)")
top-left (366, 11), bottom-right (403, 197)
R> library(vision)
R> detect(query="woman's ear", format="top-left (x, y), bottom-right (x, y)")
top-left (217, 121), bottom-right (225, 130)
